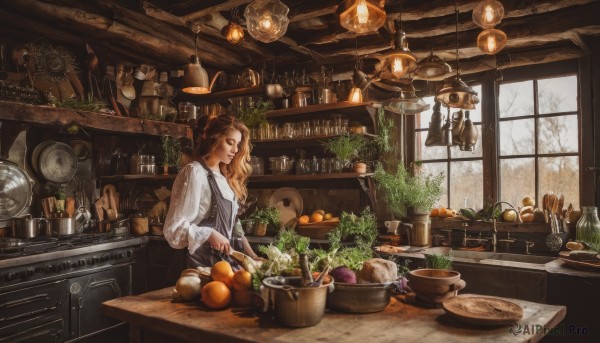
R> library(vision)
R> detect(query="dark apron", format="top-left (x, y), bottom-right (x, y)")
top-left (186, 160), bottom-right (242, 269)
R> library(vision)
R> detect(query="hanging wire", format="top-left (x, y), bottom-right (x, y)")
top-left (454, 3), bottom-right (460, 75)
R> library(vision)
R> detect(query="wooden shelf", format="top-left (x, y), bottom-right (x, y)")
top-left (0, 101), bottom-right (191, 138)
top-left (266, 102), bottom-right (378, 126)
top-left (249, 172), bottom-right (373, 183)
top-left (100, 174), bottom-right (177, 183)
top-left (173, 84), bottom-right (285, 104)
top-left (251, 133), bottom-right (377, 148)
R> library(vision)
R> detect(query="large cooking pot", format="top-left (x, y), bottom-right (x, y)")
top-left (0, 160), bottom-right (33, 221)
top-left (326, 282), bottom-right (392, 313)
top-left (48, 217), bottom-right (82, 236)
top-left (10, 215), bottom-right (47, 238)
top-left (262, 276), bottom-right (334, 327)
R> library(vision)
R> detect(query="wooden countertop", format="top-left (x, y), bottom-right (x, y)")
top-left (102, 288), bottom-right (565, 343)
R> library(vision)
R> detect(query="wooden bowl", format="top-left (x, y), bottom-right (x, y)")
top-left (407, 269), bottom-right (466, 303)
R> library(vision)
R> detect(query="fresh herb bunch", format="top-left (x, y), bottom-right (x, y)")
top-left (271, 228), bottom-right (310, 255)
top-left (374, 163), bottom-right (445, 219)
top-left (314, 207), bottom-right (378, 271)
top-left (238, 99), bottom-right (273, 129)
top-left (322, 134), bottom-right (367, 162)
top-left (374, 107), bottom-right (394, 153)
top-left (161, 135), bottom-right (181, 167)
top-left (424, 252), bottom-right (453, 270)
top-left (51, 96), bottom-right (107, 112)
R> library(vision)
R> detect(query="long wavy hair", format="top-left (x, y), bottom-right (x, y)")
top-left (195, 115), bottom-right (251, 202)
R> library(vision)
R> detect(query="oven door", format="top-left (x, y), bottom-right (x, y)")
top-left (0, 280), bottom-right (69, 342)
top-left (68, 264), bottom-right (132, 340)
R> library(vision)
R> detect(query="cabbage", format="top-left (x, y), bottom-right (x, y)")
top-left (330, 266), bottom-right (357, 284)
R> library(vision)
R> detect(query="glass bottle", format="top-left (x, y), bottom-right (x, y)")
top-left (576, 206), bottom-right (600, 252)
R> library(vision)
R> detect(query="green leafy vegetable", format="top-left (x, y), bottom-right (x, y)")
top-left (424, 253), bottom-right (453, 270)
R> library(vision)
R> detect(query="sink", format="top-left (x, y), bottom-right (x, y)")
top-left (396, 247), bottom-right (558, 302)
top-left (450, 250), bottom-right (556, 265)
top-left (423, 247), bottom-right (556, 266)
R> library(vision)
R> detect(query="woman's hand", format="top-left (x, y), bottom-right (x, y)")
top-left (207, 229), bottom-right (231, 255)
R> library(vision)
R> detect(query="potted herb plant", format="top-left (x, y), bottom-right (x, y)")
top-left (238, 100), bottom-right (273, 139)
top-left (322, 134), bottom-right (367, 172)
top-left (161, 135), bottom-right (181, 175)
top-left (373, 163), bottom-right (445, 246)
top-left (248, 206), bottom-right (280, 236)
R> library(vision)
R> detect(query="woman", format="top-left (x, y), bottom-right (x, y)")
top-left (163, 115), bottom-right (258, 269)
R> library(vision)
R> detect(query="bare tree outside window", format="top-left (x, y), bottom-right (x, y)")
top-left (499, 75), bottom-right (579, 209)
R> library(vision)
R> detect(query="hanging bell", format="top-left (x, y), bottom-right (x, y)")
top-left (441, 115), bottom-right (453, 147)
top-left (451, 110), bottom-right (465, 145)
top-left (425, 98), bottom-right (444, 146)
top-left (459, 110), bottom-right (479, 151)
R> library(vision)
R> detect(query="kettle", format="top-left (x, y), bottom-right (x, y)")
top-left (239, 68), bottom-right (261, 87)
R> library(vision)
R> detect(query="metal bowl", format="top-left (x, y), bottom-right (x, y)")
top-left (326, 282), bottom-right (392, 313)
top-left (0, 160), bottom-right (33, 221)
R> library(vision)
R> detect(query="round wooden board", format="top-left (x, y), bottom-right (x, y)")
top-left (441, 296), bottom-right (523, 326)
top-left (559, 251), bottom-right (600, 270)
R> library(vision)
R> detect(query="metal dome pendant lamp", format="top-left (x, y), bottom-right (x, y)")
top-left (338, 0), bottom-right (386, 34)
top-left (436, 5), bottom-right (478, 109)
top-left (182, 25), bottom-right (209, 94)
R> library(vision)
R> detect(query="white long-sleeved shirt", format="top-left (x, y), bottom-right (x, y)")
top-left (163, 161), bottom-right (238, 255)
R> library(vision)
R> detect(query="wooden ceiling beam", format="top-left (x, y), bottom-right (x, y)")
top-left (384, 0), bottom-right (597, 21)
top-left (2, 0), bottom-right (245, 70)
top-left (182, 0), bottom-right (252, 24)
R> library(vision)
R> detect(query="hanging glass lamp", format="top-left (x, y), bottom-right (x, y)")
top-left (472, 0), bottom-right (505, 28)
top-left (338, 0), bottom-right (386, 34)
top-left (383, 29), bottom-right (417, 79)
top-left (244, 0), bottom-right (289, 43)
top-left (385, 82), bottom-right (430, 114)
top-left (222, 21), bottom-right (245, 44)
top-left (477, 28), bottom-right (507, 55)
top-left (348, 87), bottom-right (363, 103)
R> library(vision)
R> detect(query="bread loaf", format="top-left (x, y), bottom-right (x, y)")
top-left (358, 258), bottom-right (398, 283)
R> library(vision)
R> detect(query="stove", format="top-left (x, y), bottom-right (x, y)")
top-left (0, 234), bottom-right (143, 342)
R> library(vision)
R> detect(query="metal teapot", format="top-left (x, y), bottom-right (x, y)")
top-left (239, 68), bottom-right (261, 87)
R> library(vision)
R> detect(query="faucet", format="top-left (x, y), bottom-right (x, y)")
top-left (461, 229), bottom-right (488, 247)
top-left (498, 231), bottom-right (516, 251)
top-left (490, 201), bottom-right (522, 252)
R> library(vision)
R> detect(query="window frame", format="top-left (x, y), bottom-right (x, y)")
top-left (408, 58), bottom-right (592, 208)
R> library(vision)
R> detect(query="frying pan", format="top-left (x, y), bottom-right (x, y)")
top-left (38, 142), bottom-right (78, 184)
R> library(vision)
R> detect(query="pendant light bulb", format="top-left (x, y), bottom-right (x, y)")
top-left (472, 0), bottom-right (505, 28)
top-left (392, 57), bottom-right (404, 78)
top-left (477, 28), bottom-right (507, 55)
top-left (259, 11), bottom-right (274, 32)
top-left (357, 0), bottom-right (369, 24)
top-left (338, 0), bottom-right (386, 34)
top-left (223, 22), bottom-right (245, 44)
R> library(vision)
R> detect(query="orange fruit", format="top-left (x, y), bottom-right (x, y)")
top-left (232, 270), bottom-right (253, 291)
top-left (438, 207), bottom-right (447, 217)
top-left (210, 261), bottom-right (234, 288)
top-left (323, 213), bottom-right (333, 220)
top-left (298, 215), bottom-right (310, 225)
top-left (310, 212), bottom-right (324, 223)
top-left (232, 289), bottom-right (254, 307)
top-left (201, 281), bottom-right (231, 309)
top-left (430, 208), bottom-right (439, 217)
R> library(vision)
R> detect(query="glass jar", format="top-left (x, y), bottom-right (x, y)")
top-left (147, 155), bottom-right (156, 175)
top-left (576, 206), bottom-right (600, 252)
top-left (139, 155), bottom-right (149, 175)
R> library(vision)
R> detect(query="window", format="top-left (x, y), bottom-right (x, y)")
top-left (412, 61), bottom-right (582, 212)
top-left (415, 85), bottom-right (484, 211)
top-left (499, 75), bottom-right (580, 209)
